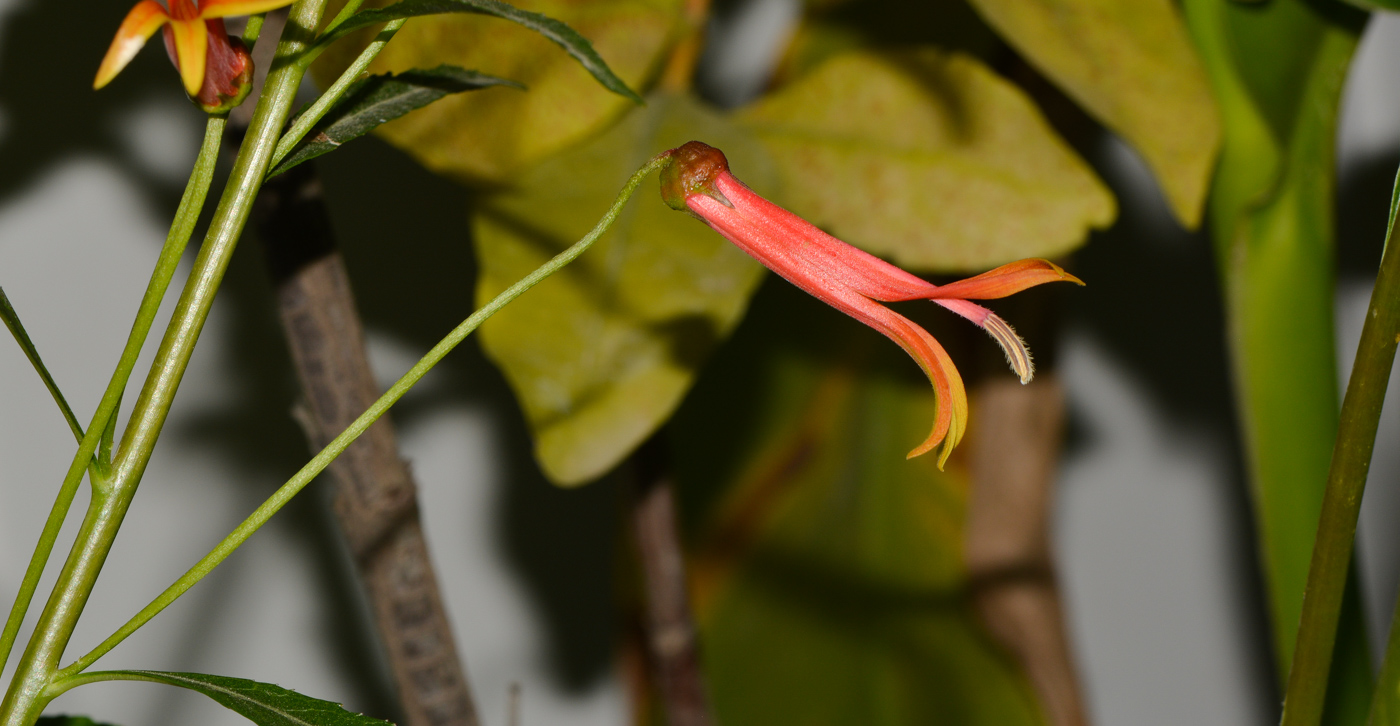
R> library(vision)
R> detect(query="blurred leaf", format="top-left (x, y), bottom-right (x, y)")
top-left (474, 93), bottom-right (774, 486)
top-left (270, 65), bottom-right (521, 178)
top-left (312, 0), bottom-right (681, 184)
top-left (84, 671), bottom-right (390, 726)
top-left (326, 0), bottom-right (642, 102)
top-left (36, 718), bottom-right (121, 726)
top-left (736, 48), bottom-right (1115, 273)
top-left (1184, 0), bottom-right (1371, 721)
top-left (670, 281), bottom-right (1044, 726)
top-left (965, 0), bottom-right (1220, 228)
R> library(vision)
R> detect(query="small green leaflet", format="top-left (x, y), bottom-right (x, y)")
top-left (268, 65), bottom-right (521, 178)
top-left (78, 671), bottom-right (392, 726)
top-left (322, 0), bottom-right (643, 103)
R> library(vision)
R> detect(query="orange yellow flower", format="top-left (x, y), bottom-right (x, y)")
top-left (660, 141), bottom-right (1083, 468)
top-left (95, 0), bottom-right (292, 97)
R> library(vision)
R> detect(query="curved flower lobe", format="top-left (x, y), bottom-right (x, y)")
top-left (661, 141), bottom-right (1082, 467)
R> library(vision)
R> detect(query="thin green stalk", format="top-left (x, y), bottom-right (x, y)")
top-left (0, 0), bottom-right (329, 719)
top-left (269, 19), bottom-right (405, 170)
top-left (0, 286), bottom-right (109, 478)
top-left (57, 152), bottom-right (671, 679)
top-left (0, 286), bottom-right (85, 443)
top-left (323, 0), bottom-right (370, 36)
top-left (1371, 581), bottom-right (1400, 725)
top-left (0, 116), bottom-right (224, 679)
top-left (1282, 169), bottom-right (1400, 726)
top-left (242, 13), bottom-right (266, 45)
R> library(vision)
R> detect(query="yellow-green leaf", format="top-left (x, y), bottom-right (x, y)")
top-left (966, 0), bottom-right (1220, 228)
top-left (736, 48), bottom-right (1115, 273)
top-left (474, 94), bottom-right (774, 486)
top-left (671, 282), bottom-right (1045, 726)
top-left (311, 0), bottom-right (681, 185)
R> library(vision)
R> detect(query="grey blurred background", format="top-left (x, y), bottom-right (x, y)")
top-left (1, 1), bottom-right (1399, 724)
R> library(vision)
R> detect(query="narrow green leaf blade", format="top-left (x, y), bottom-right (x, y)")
top-left (310, 0), bottom-right (678, 184)
top-left (87, 671), bottom-right (391, 726)
top-left (1, 285), bottom-right (84, 442)
top-left (329, 0), bottom-right (643, 103)
top-left (269, 65), bottom-right (520, 177)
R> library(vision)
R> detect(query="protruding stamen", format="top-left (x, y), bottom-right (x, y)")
top-left (983, 314), bottom-right (1034, 384)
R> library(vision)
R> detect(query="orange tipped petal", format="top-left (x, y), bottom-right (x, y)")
top-left (199, 0), bottom-right (297, 18)
top-left (927, 259), bottom-right (1083, 301)
top-left (865, 303), bottom-right (968, 467)
top-left (94, 0), bottom-right (169, 90)
top-left (816, 285), bottom-right (968, 467)
top-left (167, 18), bottom-right (209, 96)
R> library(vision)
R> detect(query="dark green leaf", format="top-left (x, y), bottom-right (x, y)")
top-left (269, 65), bottom-right (520, 177)
top-left (326, 0), bottom-right (642, 103)
top-left (310, 0), bottom-right (679, 184)
top-left (83, 671), bottom-right (391, 726)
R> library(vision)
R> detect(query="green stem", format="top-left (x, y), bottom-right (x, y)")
top-left (323, 0), bottom-right (371, 37)
top-left (0, 286), bottom-right (85, 443)
top-left (269, 19), bottom-right (405, 170)
top-left (0, 0), bottom-right (330, 719)
top-left (242, 13), bottom-right (266, 45)
top-left (0, 116), bottom-right (224, 680)
top-left (1371, 577), bottom-right (1400, 725)
top-left (1282, 168), bottom-right (1400, 726)
top-left (57, 152), bottom-right (671, 680)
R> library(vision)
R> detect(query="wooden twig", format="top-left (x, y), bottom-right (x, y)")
top-left (631, 438), bottom-right (715, 726)
top-left (254, 160), bottom-right (481, 726)
top-left (965, 374), bottom-right (1089, 726)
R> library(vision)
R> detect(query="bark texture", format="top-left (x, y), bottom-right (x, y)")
top-left (631, 440), bottom-right (715, 726)
top-left (256, 161), bottom-right (480, 726)
top-left (965, 375), bottom-right (1088, 726)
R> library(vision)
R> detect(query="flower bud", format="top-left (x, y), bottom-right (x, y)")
top-left (163, 19), bottom-right (253, 115)
top-left (660, 141), bottom-right (731, 211)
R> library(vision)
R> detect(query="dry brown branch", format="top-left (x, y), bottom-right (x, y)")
top-left (254, 160), bottom-right (481, 726)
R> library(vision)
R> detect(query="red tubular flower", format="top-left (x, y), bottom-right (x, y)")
top-left (94, 0), bottom-right (291, 109)
top-left (660, 141), bottom-right (1083, 468)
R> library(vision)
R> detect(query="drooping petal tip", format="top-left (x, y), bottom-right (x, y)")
top-left (929, 258), bottom-right (1083, 300)
top-left (94, 0), bottom-right (169, 89)
top-left (165, 18), bottom-right (209, 96)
